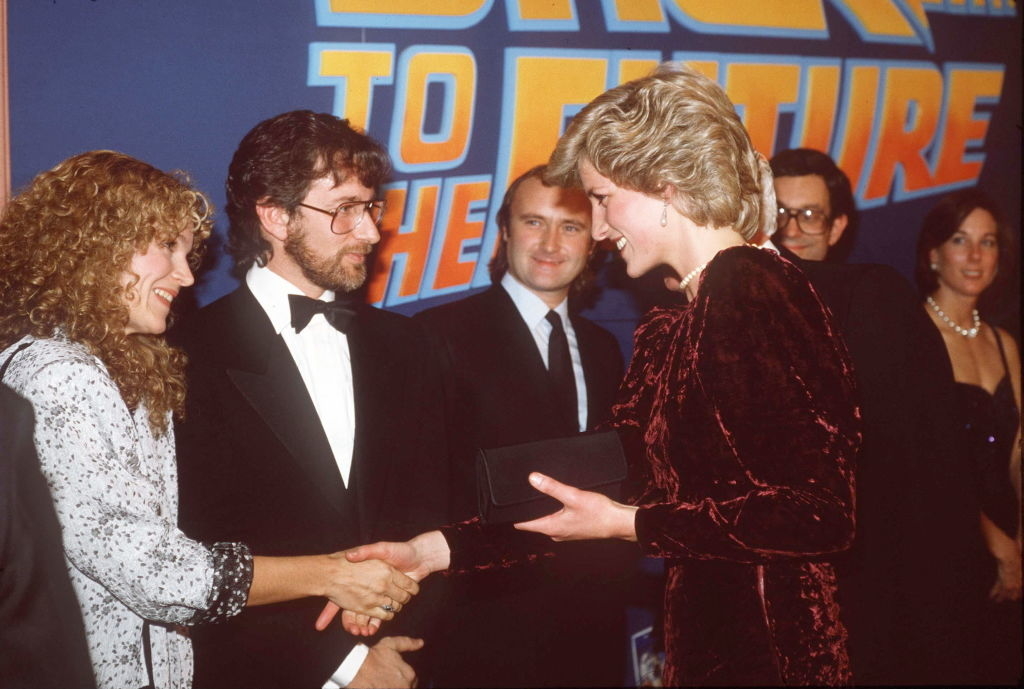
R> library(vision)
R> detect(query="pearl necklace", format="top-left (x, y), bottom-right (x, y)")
top-left (927, 296), bottom-right (980, 338)
top-left (678, 261), bottom-right (709, 293)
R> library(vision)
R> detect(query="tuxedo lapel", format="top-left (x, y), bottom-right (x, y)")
top-left (215, 289), bottom-right (349, 517)
top-left (346, 310), bottom-right (405, 538)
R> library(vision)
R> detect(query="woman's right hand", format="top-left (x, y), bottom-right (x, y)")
top-left (316, 531), bottom-right (450, 631)
top-left (319, 551), bottom-right (420, 620)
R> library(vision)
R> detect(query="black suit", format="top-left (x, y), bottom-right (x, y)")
top-left (0, 384), bottom-right (95, 689)
top-left (173, 286), bottom-right (456, 689)
top-left (415, 285), bottom-right (634, 688)
top-left (777, 247), bottom-right (983, 684)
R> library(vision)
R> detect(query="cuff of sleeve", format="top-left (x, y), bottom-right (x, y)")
top-left (634, 503), bottom-right (675, 555)
top-left (190, 541), bottom-right (254, 625)
top-left (322, 643), bottom-right (369, 688)
top-left (440, 518), bottom-right (554, 574)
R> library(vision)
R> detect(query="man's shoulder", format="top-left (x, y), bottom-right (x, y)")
top-left (415, 287), bottom-right (499, 322)
top-left (570, 310), bottom-right (617, 342)
top-left (796, 256), bottom-right (908, 290)
top-left (170, 286), bottom-right (261, 359)
top-left (413, 288), bottom-right (509, 340)
top-left (778, 250), bottom-right (914, 309)
top-left (358, 301), bottom-right (429, 339)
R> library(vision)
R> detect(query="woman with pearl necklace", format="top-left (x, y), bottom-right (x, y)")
top-left (915, 188), bottom-right (1021, 684)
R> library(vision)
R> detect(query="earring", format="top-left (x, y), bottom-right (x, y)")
top-left (660, 200), bottom-right (668, 227)
top-left (930, 262), bottom-right (938, 271)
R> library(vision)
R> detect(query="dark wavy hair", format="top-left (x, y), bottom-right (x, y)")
top-left (226, 110), bottom-right (392, 275)
top-left (914, 189), bottom-right (1014, 308)
top-left (769, 148), bottom-right (856, 224)
top-left (0, 151), bottom-right (213, 435)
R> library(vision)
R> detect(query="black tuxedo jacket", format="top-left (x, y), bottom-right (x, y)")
top-left (173, 286), bottom-right (457, 689)
top-left (414, 286), bottom-right (632, 688)
top-left (778, 247), bottom-right (983, 684)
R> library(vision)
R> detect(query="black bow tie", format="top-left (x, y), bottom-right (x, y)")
top-left (288, 293), bottom-right (359, 334)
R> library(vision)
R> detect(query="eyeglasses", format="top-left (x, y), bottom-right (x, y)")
top-left (776, 206), bottom-right (830, 235)
top-left (297, 200), bottom-right (386, 235)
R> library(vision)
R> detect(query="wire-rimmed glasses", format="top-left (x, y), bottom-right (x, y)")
top-left (297, 200), bottom-right (386, 235)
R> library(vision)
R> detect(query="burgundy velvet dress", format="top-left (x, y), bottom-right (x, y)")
top-left (445, 246), bottom-right (861, 686)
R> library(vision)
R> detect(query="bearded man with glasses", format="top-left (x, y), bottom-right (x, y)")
top-left (172, 110), bottom-right (458, 689)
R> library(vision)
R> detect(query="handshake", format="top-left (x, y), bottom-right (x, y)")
top-left (313, 531), bottom-right (451, 636)
top-left (311, 469), bottom-right (633, 636)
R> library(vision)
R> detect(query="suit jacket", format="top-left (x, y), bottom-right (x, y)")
top-left (416, 286), bottom-right (624, 514)
top-left (414, 286), bottom-right (634, 688)
top-left (0, 383), bottom-right (95, 689)
top-left (173, 286), bottom-right (457, 689)
top-left (778, 247), bottom-right (983, 684)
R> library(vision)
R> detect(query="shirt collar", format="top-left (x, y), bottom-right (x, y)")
top-left (500, 272), bottom-right (569, 329)
top-left (246, 264), bottom-right (336, 335)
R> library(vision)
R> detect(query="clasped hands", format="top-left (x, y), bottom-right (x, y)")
top-left (316, 550), bottom-right (419, 625)
top-left (316, 472), bottom-right (637, 635)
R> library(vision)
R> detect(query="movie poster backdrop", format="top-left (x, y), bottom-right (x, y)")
top-left (4, 2), bottom-right (1020, 684)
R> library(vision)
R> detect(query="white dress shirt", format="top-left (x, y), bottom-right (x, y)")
top-left (501, 272), bottom-right (588, 431)
top-left (245, 265), bottom-right (367, 687)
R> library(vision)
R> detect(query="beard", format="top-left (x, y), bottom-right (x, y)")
top-left (283, 222), bottom-right (370, 293)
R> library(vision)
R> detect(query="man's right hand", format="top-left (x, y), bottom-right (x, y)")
top-left (348, 636), bottom-right (424, 688)
top-left (320, 551), bottom-right (419, 619)
top-left (317, 532), bottom-right (450, 630)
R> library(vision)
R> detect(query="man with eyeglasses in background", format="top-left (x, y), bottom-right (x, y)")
top-left (173, 110), bottom-right (458, 689)
top-left (770, 147), bottom-right (854, 261)
top-left (765, 148), bottom-right (982, 684)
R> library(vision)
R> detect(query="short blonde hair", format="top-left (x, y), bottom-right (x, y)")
top-left (547, 63), bottom-right (774, 240)
top-left (0, 150), bottom-right (213, 434)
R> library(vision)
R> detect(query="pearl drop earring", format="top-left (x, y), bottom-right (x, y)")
top-left (660, 200), bottom-right (668, 227)
top-left (930, 262), bottom-right (938, 271)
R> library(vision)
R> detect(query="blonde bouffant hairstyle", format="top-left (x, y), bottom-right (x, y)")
top-left (547, 62), bottom-right (775, 241)
top-left (0, 150), bottom-right (213, 435)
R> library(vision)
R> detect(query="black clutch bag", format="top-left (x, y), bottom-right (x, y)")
top-left (475, 430), bottom-right (627, 525)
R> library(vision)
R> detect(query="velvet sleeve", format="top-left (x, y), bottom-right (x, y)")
top-left (439, 518), bottom-right (555, 575)
top-left (634, 250), bottom-right (861, 562)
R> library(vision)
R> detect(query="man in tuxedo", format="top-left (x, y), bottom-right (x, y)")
top-left (173, 111), bottom-right (456, 689)
top-left (0, 383), bottom-right (95, 689)
top-left (414, 166), bottom-right (633, 687)
top-left (769, 148), bottom-right (982, 684)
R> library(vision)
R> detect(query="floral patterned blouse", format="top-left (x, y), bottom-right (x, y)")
top-left (0, 335), bottom-right (252, 689)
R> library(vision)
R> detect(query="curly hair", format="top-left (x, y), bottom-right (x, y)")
top-left (547, 62), bottom-right (774, 241)
top-left (225, 110), bottom-right (392, 276)
top-left (0, 150), bottom-right (213, 435)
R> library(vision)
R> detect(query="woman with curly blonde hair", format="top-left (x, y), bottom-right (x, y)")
top-left (0, 151), bottom-right (419, 689)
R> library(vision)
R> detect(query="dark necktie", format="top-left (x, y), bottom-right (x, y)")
top-left (545, 310), bottom-right (578, 433)
top-left (289, 293), bottom-right (359, 334)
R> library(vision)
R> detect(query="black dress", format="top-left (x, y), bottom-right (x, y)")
top-left (954, 327), bottom-right (1022, 684)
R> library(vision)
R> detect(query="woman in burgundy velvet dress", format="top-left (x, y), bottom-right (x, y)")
top-left (342, 64), bottom-right (862, 686)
